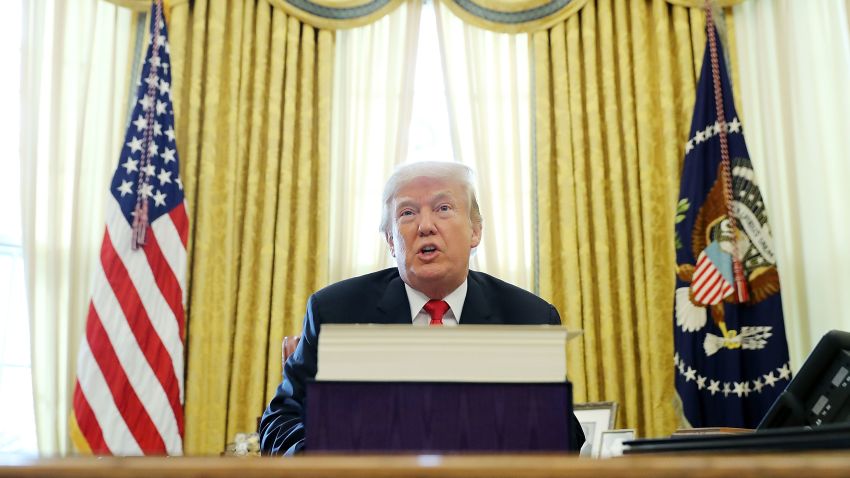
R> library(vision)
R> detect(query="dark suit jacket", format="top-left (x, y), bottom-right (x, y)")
top-left (259, 267), bottom-right (585, 455)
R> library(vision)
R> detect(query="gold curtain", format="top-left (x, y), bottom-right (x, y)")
top-left (167, 0), bottom-right (333, 455)
top-left (103, 0), bottom-right (747, 454)
top-left (534, 0), bottom-right (739, 437)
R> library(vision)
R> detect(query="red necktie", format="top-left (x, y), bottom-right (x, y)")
top-left (423, 300), bottom-right (450, 326)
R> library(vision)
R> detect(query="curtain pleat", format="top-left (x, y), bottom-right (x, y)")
top-left (326, 2), bottom-right (422, 283)
top-left (168, 0), bottom-right (333, 455)
top-left (534, 0), bottom-right (739, 437)
top-left (733, 0), bottom-right (850, 371)
top-left (20, 1), bottom-right (137, 455)
top-left (433, 0), bottom-right (534, 291)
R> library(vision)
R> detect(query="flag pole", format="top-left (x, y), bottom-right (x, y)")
top-left (704, 0), bottom-right (749, 303)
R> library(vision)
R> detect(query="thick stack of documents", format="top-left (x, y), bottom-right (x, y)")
top-left (315, 324), bottom-right (579, 383)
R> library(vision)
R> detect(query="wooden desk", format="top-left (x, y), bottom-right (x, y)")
top-left (2, 453), bottom-right (850, 478)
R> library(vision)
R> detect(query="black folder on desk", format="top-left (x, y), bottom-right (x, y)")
top-left (623, 422), bottom-right (850, 454)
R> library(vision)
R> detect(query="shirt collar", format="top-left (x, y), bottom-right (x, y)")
top-left (404, 278), bottom-right (468, 323)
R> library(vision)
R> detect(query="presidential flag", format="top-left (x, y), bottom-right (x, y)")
top-left (70, 1), bottom-right (187, 455)
top-left (673, 22), bottom-right (790, 428)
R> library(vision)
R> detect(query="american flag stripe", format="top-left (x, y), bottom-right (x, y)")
top-left (72, 381), bottom-right (107, 453)
top-left (151, 209), bottom-right (187, 288)
top-left (691, 256), bottom-right (712, 290)
top-left (168, 202), bottom-right (190, 248)
top-left (701, 276), bottom-right (724, 304)
top-left (75, 332), bottom-right (145, 455)
top-left (696, 273), bottom-right (721, 304)
top-left (73, 3), bottom-right (186, 455)
top-left (141, 224), bottom-right (186, 349)
top-left (695, 255), bottom-right (713, 277)
top-left (153, 207), bottom-right (188, 311)
top-left (100, 212), bottom-right (184, 433)
top-left (691, 251), bottom-right (734, 305)
top-left (696, 266), bottom-right (716, 287)
top-left (91, 248), bottom-right (183, 444)
top-left (104, 200), bottom-right (185, 391)
top-left (699, 268), bottom-right (721, 295)
top-left (708, 273), bottom-right (732, 303)
top-left (85, 302), bottom-right (168, 453)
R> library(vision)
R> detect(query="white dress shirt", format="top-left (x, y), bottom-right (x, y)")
top-left (404, 279), bottom-right (468, 326)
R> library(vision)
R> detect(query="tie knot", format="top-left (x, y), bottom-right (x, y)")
top-left (423, 300), bottom-right (450, 325)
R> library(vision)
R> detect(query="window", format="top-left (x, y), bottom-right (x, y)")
top-left (0, 0), bottom-right (37, 455)
top-left (329, 0), bottom-right (533, 288)
top-left (405, 0), bottom-right (454, 165)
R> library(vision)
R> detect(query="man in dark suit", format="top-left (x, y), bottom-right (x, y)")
top-left (259, 161), bottom-right (584, 455)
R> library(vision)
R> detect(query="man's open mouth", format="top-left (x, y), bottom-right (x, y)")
top-left (419, 245), bottom-right (438, 257)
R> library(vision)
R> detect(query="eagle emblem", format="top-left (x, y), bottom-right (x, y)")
top-left (675, 156), bottom-right (780, 356)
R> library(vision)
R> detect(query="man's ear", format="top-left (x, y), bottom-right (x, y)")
top-left (386, 232), bottom-right (395, 257)
top-left (470, 223), bottom-right (482, 249)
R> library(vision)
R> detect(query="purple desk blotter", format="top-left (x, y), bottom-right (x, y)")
top-left (305, 381), bottom-right (575, 453)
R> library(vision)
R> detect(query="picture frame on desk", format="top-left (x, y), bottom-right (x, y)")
top-left (573, 401), bottom-right (618, 458)
top-left (599, 429), bottom-right (635, 458)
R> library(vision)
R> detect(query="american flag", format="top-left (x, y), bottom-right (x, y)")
top-left (71, 1), bottom-right (187, 455)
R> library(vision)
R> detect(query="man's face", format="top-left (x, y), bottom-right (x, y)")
top-left (387, 176), bottom-right (482, 298)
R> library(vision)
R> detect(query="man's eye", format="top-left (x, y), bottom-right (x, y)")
top-left (438, 204), bottom-right (451, 212)
top-left (399, 210), bottom-right (414, 217)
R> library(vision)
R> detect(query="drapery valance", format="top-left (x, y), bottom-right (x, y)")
top-left (104, 0), bottom-right (408, 30)
top-left (269, 0), bottom-right (592, 32)
top-left (268, 0), bottom-right (591, 32)
top-left (665, 0), bottom-right (744, 7)
top-left (267, 0), bottom-right (407, 29)
top-left (105, 0), bottom-right (745, 32)
top-left (439, 0), bottom-right (588, 33)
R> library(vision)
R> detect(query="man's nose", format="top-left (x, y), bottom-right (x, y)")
top-left (418, 211), bottom-right (437, 236)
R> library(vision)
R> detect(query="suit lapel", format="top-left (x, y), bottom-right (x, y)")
top-left (376, 276), bottom-right (413, 324)
top-left (376, 271), bottom-right (495, 324)
top-left (460, 271), bottom-right (495, 324)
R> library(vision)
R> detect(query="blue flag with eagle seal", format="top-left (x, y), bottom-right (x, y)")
top-left (673, 34), bottom-right (791, 428)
